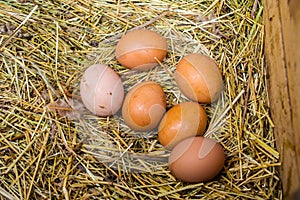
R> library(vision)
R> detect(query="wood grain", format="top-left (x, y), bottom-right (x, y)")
top-left (263, 0), bottom-right (300, 198)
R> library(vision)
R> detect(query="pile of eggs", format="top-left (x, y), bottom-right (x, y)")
top-left (80, 29), bottom-right (225, 183)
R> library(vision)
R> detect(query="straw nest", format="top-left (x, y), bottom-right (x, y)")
top-left (0, 0), bottom-right (282, 199)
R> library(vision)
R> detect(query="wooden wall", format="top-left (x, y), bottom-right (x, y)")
top-left (263, 0), bottom-right (300, 198)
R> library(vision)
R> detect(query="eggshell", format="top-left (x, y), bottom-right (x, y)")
top-left (169, 136), bottom-right (225, 183)
top-left (175, 53), bottom-right (223, 103)
top-left (80, 64), bottom-right (124, 116)
top-left (115, 29), bottom-right (168, 71)
top-left (158, 102), bottom-right (207, 150)
top-left (122, 81), bottom-right (166, 131)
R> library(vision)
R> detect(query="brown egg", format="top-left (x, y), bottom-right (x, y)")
top-left (169, 136), bottom-right (225, 183)
top-left (158, 102), bottom-right (207, 150)
top-left (122, 81), bottom-right (166, 131)
top-left (115, 29), bottom-right (168, 71)
top-left (175, 53), bottom-right (223, 103)
top-left (80, 64), bottom-right (124, 116)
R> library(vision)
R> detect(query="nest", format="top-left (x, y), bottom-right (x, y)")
top-left (0, 0), bottom-right (282, 199)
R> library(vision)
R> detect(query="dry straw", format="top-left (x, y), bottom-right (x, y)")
top-left (0, 0), bottom-right (281, 199)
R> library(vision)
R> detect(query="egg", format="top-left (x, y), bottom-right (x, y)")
top-left (175, 53), bottom-right (223, 103)
top-left (80, 64), bottom-right (124, 116)
top-left (158, 102), bottom-right (207, 150)
top-left (122, 81), bottom-right (166, 131)
top-left (169, 136), bottom-right (225, 183)
top-left (115, 29), bottom-right (168, 71)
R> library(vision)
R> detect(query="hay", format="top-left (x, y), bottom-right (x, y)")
top-left (0, 0), bottom-right (282, 199)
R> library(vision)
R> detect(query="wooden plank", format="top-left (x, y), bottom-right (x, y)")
top-left (263, 0), bottom-right (300, 198)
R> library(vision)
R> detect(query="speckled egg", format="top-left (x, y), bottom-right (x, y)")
top-left (80, 64), bottom-right (124, 116)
